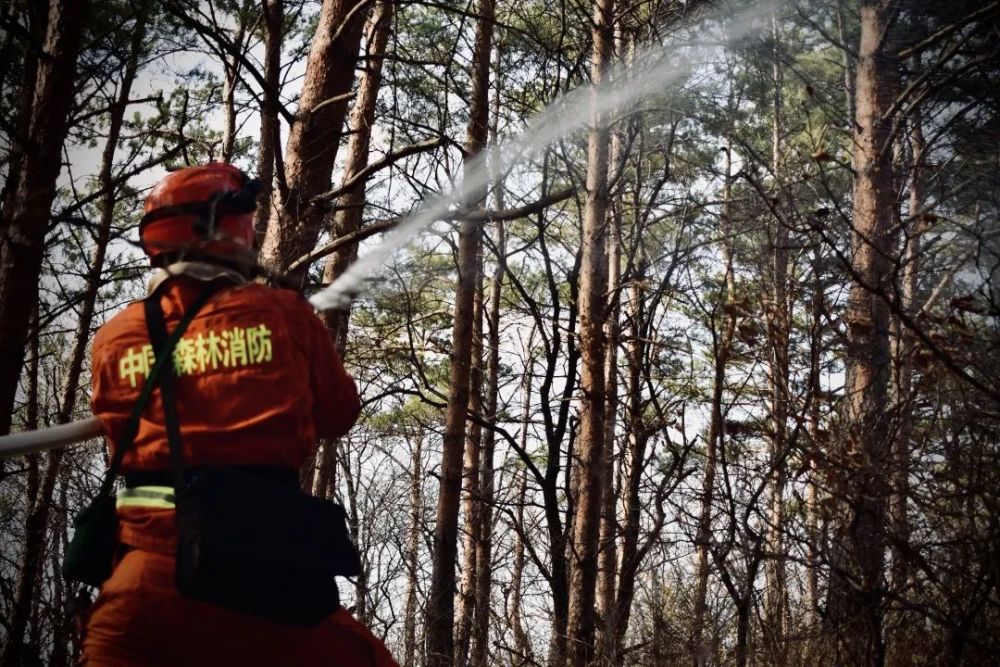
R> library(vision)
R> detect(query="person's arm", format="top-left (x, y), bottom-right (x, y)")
top-left (90, 322), bottom-right (128, 448)
top-left (305, 309), bottom-right (361, 439)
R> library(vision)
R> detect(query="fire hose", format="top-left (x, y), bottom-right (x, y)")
top-left (0, 417), bottom-right (103, 458)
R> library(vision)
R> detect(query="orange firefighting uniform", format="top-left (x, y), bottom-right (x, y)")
top-left (81, 264), bottom-right (397, 666)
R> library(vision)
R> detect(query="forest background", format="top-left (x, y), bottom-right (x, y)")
top-left (1, 0), bottom-right (999, 665)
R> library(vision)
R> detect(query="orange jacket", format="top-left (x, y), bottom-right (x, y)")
top-left (92, 275), bottom-right (359, 470)
top-left (91, 273), bottom-right (360, 552)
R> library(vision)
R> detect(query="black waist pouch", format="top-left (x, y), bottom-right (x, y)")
top-left (174, 468), bottom-right (360, 627)
top-left (63, 494), bottom-right (119, 587)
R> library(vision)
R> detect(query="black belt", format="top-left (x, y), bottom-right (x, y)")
top-left (124, 466), bottom-right (299, 489)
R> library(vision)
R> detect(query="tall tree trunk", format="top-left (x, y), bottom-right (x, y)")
top-left (691, 140), bottom-right (736, 666)
top-left (595, 199), bottom-right (621, 665)
top-left (468, 225), bottom-right (504, 667)
top-left (220, 0), bottom-right (250, 163)
top-left (509, 362), bottom-right (534, 667)
top-left (339, 451), bottom-right (369, 623)
top-left (826, 1), bottom-right (898, 663)
top-left (885, 91), bottom-right (925, 667)
top-left (608, 273), bottom-right (648, 667)
top-left (319, 0), bottom-right (393, 355)
top-left (764, 14), bottom-right (790, 665)
top-left (469, 73), bottom-right (509, 667)
top-left (804, 247), bottom-right (825, 651)
top-left (0, 0), bottom-right (44, 238)
top-left (424, 0), bottom-right (495, 662)
top-left (309, 0), bottom-right (394, 499)
top-left (403, 432), bottom-right (424, 667)
top-left (23, 305), bottom-right (40, 502)
top-left (258, 0), bottom-right (370, 281)
top-left (253, 0), bottom-right (282, 244)
top-left (456, 268), bottom-right (485, 666)
top-left (564, 0), bottom-right (613, 659)
top-left (595, 34), bottom-right (627, 649)
top-left (0, 0), bottom-right (87, 437)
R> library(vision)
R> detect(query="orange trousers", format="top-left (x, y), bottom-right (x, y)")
top-left (82, 550), bottom-right (398, 666)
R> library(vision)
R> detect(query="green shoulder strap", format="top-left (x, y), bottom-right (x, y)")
top-left (94, 282), bottom-right (217, 499)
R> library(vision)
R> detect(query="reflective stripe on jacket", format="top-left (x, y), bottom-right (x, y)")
top-left (117, 486), bottom-right (175, 510)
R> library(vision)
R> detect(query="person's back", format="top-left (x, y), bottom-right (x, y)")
top-left (80, 164), bottom-right (397, 666)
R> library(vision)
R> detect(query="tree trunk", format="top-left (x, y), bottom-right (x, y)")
top-left (826, 1), bottom-right (898, 663)
top-left (764, 14), bottom-right (790, 665)
top-left (456, 268), bottom-right (485, 666)
top-left (258, 0), bottom-right (369, 281)
top-left (564, 0), bottom-right (613, 660)
top-left (885, 90), bottom-right (925, 667)
top-left (253, 0), bottom-right (282, 244)
top-left (469, 74), bottom-right (509, 667)
top-left (0, 0), bottom-right (87, 438)
top-left (595, 208), bottom-right (621, 666)
top-left (509, 364), bottom-right (534, 667)
top-left (220, 0), bottom-right (250, 163)
top-left (804, 247), bottom-right (825, 651)
top-left (691, 140), bottom-right (736, 666)
top-left (424, 0), bottom-right (495, 662)
top-left (319, 0), bottom-right (393, 353)
top-left (403, 433), bottom-right (424, 667)
top-left (339, 451), bottom-right (369, 623)
top-left (309, 0), bottom-right (394, 499)
top-left (0, 0), bottom-right (44, 238)
top-left (468, 224), bottom-right (504, 667)
top-left (608, 274), bottom-right (648, 667)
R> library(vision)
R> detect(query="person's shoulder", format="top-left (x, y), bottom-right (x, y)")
top-left (328, 609), bottom-right (399, 666)
top-left (237, 282), bottom-right (319, 318)
top-left (91, 299), bottom-right (147, 367)
top-left (94, 299), bottom-right (146, 346)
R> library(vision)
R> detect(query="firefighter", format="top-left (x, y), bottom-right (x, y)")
top-left (81, 163), bottom-right (397, 666)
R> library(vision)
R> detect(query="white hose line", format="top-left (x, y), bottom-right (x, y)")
top-left (0, 416), bottom-right (103, 458)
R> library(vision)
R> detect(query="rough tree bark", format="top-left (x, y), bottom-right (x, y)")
top-left (257, 0), bottom-right (370, 281)
top-left (253, 0), bottom-right (282, 244)
top-left (424, 0), bottom-right (495, 662)
top-left (564, 0), bottom-right (614, 659)
top-left (455, 264), bottom-right (485, 666)
top-left (826, 1), bottom-right (898, 663)
top-left (595, 190), bottom-right (622, 666)
top-left (309, 0), bottom-right (394, 501)
top-left (0, 0), bottom-right (87, 437)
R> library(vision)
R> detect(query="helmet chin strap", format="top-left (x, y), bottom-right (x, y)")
top-left (191, 191), bottom-right (228, 238)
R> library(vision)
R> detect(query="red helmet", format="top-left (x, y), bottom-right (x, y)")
top-left (140, 163), bottom-right (261, 264)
